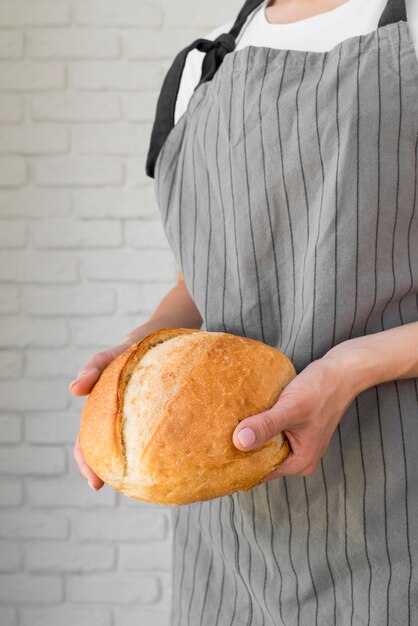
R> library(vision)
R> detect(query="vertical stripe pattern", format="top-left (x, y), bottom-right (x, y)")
top-left (154, 18), bottom-right (418, 626)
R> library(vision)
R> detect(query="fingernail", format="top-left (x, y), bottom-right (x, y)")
top-left (69, 373), bottom-right (87, 389)
top-left (237, 428), bottom-right (256, 448)
top-left (88, 480), bottom-right (99, 491)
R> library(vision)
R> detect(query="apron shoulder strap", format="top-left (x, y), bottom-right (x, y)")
top-left (145, 0), bottom-right (265, 179)
top-left (378, 0), bottom-right (407, 27)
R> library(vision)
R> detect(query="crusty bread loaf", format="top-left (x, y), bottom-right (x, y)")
top-left (79, 328), bottom-right (296, 506)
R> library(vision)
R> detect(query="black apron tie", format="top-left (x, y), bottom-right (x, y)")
top-left (198, 32), bottom-right (237, 85)
top-left (145, 0), bottom-right (266, 178)
top-left (378, 0), bottom-right (407, 27)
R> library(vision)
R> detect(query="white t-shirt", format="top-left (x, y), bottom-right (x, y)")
top-left (175, 0), bottom-right (418, 124)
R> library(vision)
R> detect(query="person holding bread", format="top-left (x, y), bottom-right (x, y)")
top-left (70, 0), bottom-right (418, 624)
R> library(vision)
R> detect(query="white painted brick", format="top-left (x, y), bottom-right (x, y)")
top-left (74, 509), bottom-right (168, 541)
top-left (0, 415), bottom-right (22, 444)
top-left (0, 317), bottom-right (69, 348)
top-left (125, 156), bottom-right (153, 187)
top-left (85, 250), bottom-right (177, 282)
top-left (70, 61), bottom-right (163, 91)
top-left (31, 94), bottom-right (120, 122)
top-left (0, 351), bottom-right (23, 379)
top-left (124, 28), bottom-right (204, 60)
top-left (3, 223), bottom-right (27, 251)
top-left (0, 287), bottom-right (20, 313)
top-left (0, 510), bottom-right (68, 538)
top-left (0, 221), bottom-right (27, 248)
top-left (25, 412), bottom-right (78, 444)
top-left (73, 123), bottom-right (150, 155)
top-left (28, 30), bottom-right (120, 59)
top-left (158, 572), bottom-right (172, 608)
top-left (32, 219), bottom-right (122, 248)
top-left (114, 608), bottom-right (169, 626)
top-left (74, 0), bottom-right (162, 27)
top-left (0, 607), bottom-right (16, 626)
top-left (0, 478), bottom-right (23, 506)
top-left (125, 220), bottom-right (168, 249)
top-left (0, 126), bottom-right (68, 155)
top-left (0, 157), bottom-right (26, 187)
top-left (24, 541), bottom-right (116, 572)
top-left (19, 606), bottom-right (112, 626)
top-left (66, 573), bottom-right (160, 604)
top-left (164, 1), bottom-right (235, 28)
top-left (26, 348), bottom-right (94, 378)
top-left (0, 253), bottom-right (27, 281)
top-left (0, 189), bottom-right (71, 218)
top-left (0, 444), bottom-right (65, 474)
top-left (122, 93), bottom-right (159, 122)
top-left (24, 285), bottom-right (115, 315)
top-left (119, 541), bottom-right (171, 572)
top-left (0, 542), bottom-right (21, 572)
top-left (0, 2), bottom-right (69, 27)
top-left (0, 31), bottom-right (24, 59)
top-left (0, 574), bottom-right (62, 604)
top-left (0, 62), bottom-right (64, 90)
top-left (27, 477), bottom-right (116, 507)
top-left (74, 188), bottom-right (157, 219)
top-left (27, 254), bottom-right (78, 283)
top-left (115, 282), bottom-right (173, 315)
top-left (0, 252), bottom-right (78, 282)
top-left (0, 95), bottom-right (23, 123)
top-left (0, 379), bottom-right (70, 411)
top-left (70, 316), bottom-right (148, 348)
top-left (0, 251), bottom-right (23, 279)
top-left (34, 157), bottom-right (124, 187)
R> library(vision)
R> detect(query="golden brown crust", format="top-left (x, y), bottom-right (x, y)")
top-left (79, 328), bottom-right (199, 485)
top-left (79, 328), bottom-right (296, 506)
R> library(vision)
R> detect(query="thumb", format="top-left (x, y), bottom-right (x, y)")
top-left (232, 405), bottom-right (288, 452)
top-left (69, 341), bottom-right (131, 396)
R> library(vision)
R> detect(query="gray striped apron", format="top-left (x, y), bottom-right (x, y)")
top-left (146, 0), bottom-right (418, 623)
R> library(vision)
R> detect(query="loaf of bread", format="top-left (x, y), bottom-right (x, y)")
top-left (79, 328), bottom-right (296, 506)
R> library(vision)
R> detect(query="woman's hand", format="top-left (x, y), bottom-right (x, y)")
top-left (232, 347), bottom-right (361, 479)
top-left (70, 327), bottom-right (153, 491)
top-left (232, 321), bottom-right (418, 479)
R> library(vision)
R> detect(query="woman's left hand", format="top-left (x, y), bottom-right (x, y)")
top-left (232, 321), bottom-right (418, 478)
top-left (232, 347), bottom-right (360, 479)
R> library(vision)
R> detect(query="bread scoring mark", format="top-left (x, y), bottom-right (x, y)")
top-left (121, 331), bottom-right (209, 487)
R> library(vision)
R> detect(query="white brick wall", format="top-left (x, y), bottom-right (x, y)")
top-left (0, 1), bottom-right (240, 624)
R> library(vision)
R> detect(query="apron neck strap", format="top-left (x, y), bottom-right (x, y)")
top-left (145, 0), bottom-right (265, 178)
top-left (378, 0), bottom-right (407, 27)
top-left (229, 0), bottom-right (268, 38)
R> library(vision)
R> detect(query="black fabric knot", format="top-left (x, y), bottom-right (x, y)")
top-left (196, 32), bottom-right (237, 87)
top-left (211, 32), bottom-right (237, 54)
top-left (144, 30), bottom-right (237, 178)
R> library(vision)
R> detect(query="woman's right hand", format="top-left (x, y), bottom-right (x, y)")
top-left (70, 329), bottom-right (150, 491)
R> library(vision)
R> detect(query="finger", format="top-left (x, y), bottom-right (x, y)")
top-left (73, 434), bottom-right (104, 490)
top-left (265, 453), bottom-right (318, 479)
top-left (69, 343), bottom-right (130, 396)
top-left (233, 405), bottom-right (290, 452)
top-left (263, 452), bottom-right (302, 479)
top-left (69, 368), bottom-right (101, 396)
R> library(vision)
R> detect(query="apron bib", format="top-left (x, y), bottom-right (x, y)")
top-left (146, 0), bottom-right (418, 624)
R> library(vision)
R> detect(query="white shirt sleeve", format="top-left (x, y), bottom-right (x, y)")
top-left (174, 19), bottom-right (235, 125)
